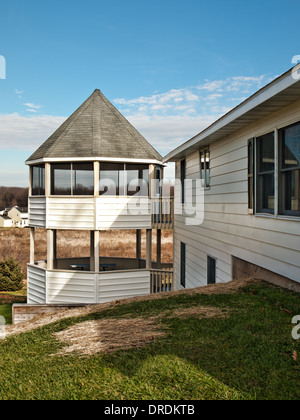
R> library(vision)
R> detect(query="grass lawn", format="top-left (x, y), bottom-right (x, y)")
top-left (0, 281), bottom-right (299, 400)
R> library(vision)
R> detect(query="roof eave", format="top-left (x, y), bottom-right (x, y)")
top-left (25, 156), bottom-right (166, 166)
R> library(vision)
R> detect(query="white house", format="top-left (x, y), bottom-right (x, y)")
top-left (8, 206), bottom-right (29, 228)
top-left (24, 89), bottom-right (173, 306)
top-left (164, 66), bottom-right (300, 292)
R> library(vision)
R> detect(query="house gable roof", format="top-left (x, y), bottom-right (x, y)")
top-left (26, 90), bottom-right (162, 163)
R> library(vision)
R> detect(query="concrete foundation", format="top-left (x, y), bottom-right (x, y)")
top-left (232, 256), bottom-right (300, 293)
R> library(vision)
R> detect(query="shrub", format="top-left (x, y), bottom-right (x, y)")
top-left (0, 258), bottom-right (24, 292)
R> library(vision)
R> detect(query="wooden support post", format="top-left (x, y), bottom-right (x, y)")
top-left (146, 229), bottom-right (152, 270)
top-left (94, 230), bottom-right (100, 273)
top-left (156, 229), bottom-right (162, 268)
top-left (30, 227), bottom-right (35, 265)
top-left (47, 229), bottom-right (54, 270)
top-left (90, 231), bottom-right (95, 271)
top-left (45, 163), bottom-right (51, 197)
top-left (53, 230), bottom-right (57, 269)
top-left (136, 229), bottom-right (141, 261)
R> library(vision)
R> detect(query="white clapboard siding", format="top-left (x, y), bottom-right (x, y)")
top-left (97, 270), bottom-right (151, 303)
top-left (29, 197), bottom-right (46, 228)
top-left (46, 197), bottom-right (95, 230)
top-left (174, 100), bottom-right (300, 289)
top-left (27, 264), bottom-right (46, 304)
top-left (46, 271), bottom-right (96, 304)
top-left (96, 196), bottom-right (151, 230)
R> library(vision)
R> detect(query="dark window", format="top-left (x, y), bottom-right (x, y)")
top-left (256, 132), bottom-right (275, 214)
top-left (31, 165), bottom-right (45, 196)
top-left (180, 242), bottom-right (186, 288)
top-left (207, 256), bottom-right (216, 285)
top-left (248, 139), bottom-right (255, 213)
top-left (126, 164), bottom-right (149, 196)
top-left (100, 163), bottom-right (150, 196)
top-left (200, 149), bottom-right (210, 188)
top-left (180, 160), bottom-right (186, 204)
top-left (279, 122), bottom-right (300, 217)
top-left (51, 163), bottom-right (94, 196)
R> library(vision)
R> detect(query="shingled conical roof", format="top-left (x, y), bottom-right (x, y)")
top-left (27, 89), bottom-right (162, 162)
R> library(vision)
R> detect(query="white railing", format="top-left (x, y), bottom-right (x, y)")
top-left (150, 269), bottom-right (173, 293)
top-left (151, 197), bottom-right (174, 230)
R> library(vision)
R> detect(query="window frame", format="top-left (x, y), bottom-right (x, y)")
top-left (248, 138), bottom-right (255, 214)
top-left (255, 132), bottom-right (275, 215)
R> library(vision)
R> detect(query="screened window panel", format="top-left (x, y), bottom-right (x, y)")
top-left (72, 163), bottom-right (94, 195)
top-left (51, 164), bottom-right (72, 195)
top-left (126, 164), bottom-right (149, 196)
top-left (31, 165), bottom-right (45, 196)
top-left (100, 163), bottom-right (125, 196)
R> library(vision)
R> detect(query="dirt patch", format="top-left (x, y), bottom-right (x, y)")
top-left (172, 305), bottom-right (229, 319)
top-left (6, 278), bottom-right (258, 337)
top-left (53, 316), bottom-right (165, 357)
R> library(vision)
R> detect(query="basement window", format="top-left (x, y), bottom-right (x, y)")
top-left (207, 256), bottom-right (216, 285)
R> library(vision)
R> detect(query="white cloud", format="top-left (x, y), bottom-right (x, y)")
top-left (23, 102), bottom-right (43, 113)
top-left (113, 73), bottom-right (276, 156)
top-left (0, 113), bottom-right (66, 151)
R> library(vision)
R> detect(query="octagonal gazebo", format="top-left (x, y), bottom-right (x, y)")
top-left (25, 89), bottom-right (173, 306)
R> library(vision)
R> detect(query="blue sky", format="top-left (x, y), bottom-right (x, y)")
top-left (0, 0), bottom-right (299, 186)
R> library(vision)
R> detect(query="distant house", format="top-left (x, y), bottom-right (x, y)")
top-left (8, 206), bottom-right (29, 228)
top-left (0, 215), bottom-right (13, 228)
top-left (164, 66), bottom-right (300, 292)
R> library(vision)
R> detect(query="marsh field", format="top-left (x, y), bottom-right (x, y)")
top-left (0, 228), bottom-right (173, 278)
